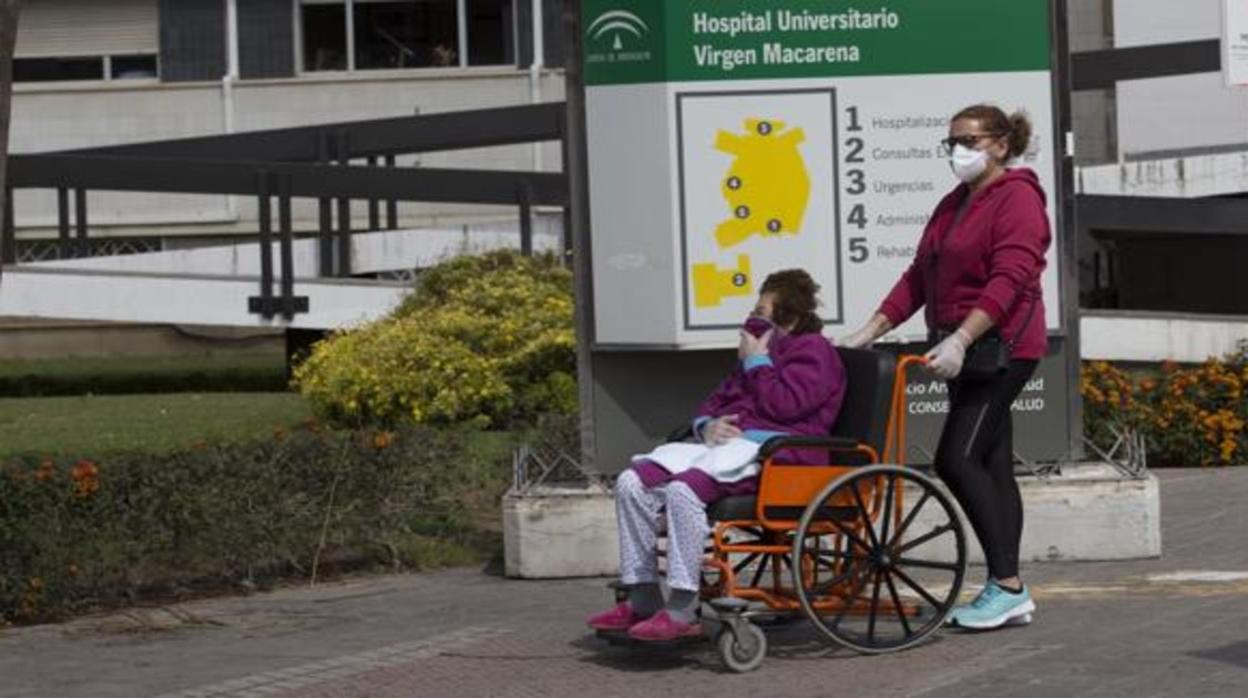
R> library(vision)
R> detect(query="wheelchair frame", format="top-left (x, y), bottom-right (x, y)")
top-left (601, 351), bottom-right (969, 672)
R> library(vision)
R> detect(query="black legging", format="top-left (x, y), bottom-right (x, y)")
top-left (933, 359), bottom-right (1038, 580)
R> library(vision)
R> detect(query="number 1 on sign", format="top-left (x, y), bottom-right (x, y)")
top-left (846, 106), bottom-right (862, 132)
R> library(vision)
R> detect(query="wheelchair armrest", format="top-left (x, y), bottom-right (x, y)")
top-left (758, 435), bottom-right (864, 460)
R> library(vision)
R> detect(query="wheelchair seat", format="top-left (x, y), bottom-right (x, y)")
top-left (707, 495), bottom-right (756, 521)
top-left (708, 494), bottom-right (861, 522)
top-left (706, 346), bottom-right (898, 523)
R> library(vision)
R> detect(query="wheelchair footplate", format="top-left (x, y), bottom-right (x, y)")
top-left (593, 627), bottom-right (708, 648)
top-left (592, 590), bottom-right (769, 672)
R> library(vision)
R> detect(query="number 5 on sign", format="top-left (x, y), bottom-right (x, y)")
top-left (849, 237), bottom-right (868, 263)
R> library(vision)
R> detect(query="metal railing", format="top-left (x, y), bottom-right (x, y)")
top-left (2, 103), bottom-right (570, 320)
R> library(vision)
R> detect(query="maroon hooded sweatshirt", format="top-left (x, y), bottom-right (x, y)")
top-left (878, 168), bottom-right (1051, 360)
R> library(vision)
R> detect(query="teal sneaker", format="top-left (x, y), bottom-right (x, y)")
top-left (944, 581), bottom-right (991, 627)
top-left (953, 579), bottom-right (1035, 630)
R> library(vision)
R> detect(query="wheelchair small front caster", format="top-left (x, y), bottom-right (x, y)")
top-left (710, 597), bottom-right (767, 673)
top-left (716, 623), bottom-right (767, 673)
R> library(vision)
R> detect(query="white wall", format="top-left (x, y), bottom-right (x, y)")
top-left (1113, 0), bottom-right (1248, 157)
top-left (1112, 0), bottom-right (1222, 47)
top-left (1082, 310), bottom-right (1248, 362)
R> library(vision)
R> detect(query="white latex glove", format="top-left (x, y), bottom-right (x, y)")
top-left (838, 326), bottom-right (876, 349)
top-left (924, 329), bottom-right (972, 379)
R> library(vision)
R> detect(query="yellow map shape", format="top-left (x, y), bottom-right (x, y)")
top-left (692, 254), bottom-right (751, 308)
top-left (714, 118), bottom-right (811, 249)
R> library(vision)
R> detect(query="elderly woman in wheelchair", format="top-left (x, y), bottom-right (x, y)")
top-left (589, 272), bottom-right (970, 672)
top-left (587, 269), bottom-right (847, 642)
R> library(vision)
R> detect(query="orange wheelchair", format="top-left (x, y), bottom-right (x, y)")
top-left (598, 348), bottom-right (968, 672)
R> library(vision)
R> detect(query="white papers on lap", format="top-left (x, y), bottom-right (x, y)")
top-left (631, 438), bottom-right (762, 484)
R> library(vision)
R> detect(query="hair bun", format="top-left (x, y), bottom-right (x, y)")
top-left (1007, 111), bottom-right (1033, 159)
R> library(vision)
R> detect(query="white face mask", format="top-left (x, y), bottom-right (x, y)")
top-left (950, 144), bottom-right (989, 183)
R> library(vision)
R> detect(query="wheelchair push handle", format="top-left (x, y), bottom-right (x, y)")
top-left (882, 353), bottom-right (929, 464)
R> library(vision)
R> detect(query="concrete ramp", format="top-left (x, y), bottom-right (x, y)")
top-left (0, 219), bottom-right (561, 330)
top-left (25, 219), bottom-right (562, 277)
top-left (0, 267), bottom-right (406, 330)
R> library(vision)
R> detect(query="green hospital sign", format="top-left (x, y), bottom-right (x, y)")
top-left (583, 0), bottom-right (1051, 85)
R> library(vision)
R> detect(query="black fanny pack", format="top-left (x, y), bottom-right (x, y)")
top-left (930, 329), bottom-right (1010, 381)
top-left (929, 294), bottom-right (1037, 382)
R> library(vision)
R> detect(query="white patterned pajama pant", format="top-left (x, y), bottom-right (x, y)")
top-left (615, 469), bottom-right (710, 592)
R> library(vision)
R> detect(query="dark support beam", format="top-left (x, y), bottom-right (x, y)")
top-left (559, 110), bottom-right (574, 265)
top-left (249, 171), bottom-right (309, 320)
top-left (73, 188), bottom-right (87, 258)
top-left (1078, 195), bottom-right (1248, 236)
top-left (1072, 39), bottom-right (1221, 91)
top-left (518, 181), bottom-right (533, 257)
top-left (317, 197), bottom-right (333, 276)
top-left (1, 186), bottom-right (14, 265)
top-left (278, 174), bottom-right (295, 319)
top-left (1052, 0), bottom-right (1084, 462)
top-left (316, 131), bottom-right (333, 276)
top-left (385, 154), bottom-right (397, 229)
top-left (367, 156), bottom-right (380, 231)
top-left (335, 132), bottom-right (351, 277)
top-left (9, 155), bottom-right (569, 206)
top-left (56, 187), bottom-right (69, 258)
top-left (256, 172), bottom-right (274, 318)
top-left (58, 103), bottom-right (567, 162)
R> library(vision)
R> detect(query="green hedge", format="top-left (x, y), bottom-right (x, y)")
top-left (0, 355), bottom-right (288, 397)
top-left (0, 423), bottom-right (519, 623)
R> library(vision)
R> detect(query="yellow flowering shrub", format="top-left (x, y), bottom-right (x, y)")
top-left (294, 251), bottom-right (576, 427)
top-left (1081, 342), bottom-right (1248, 466)
top-left (1081, 360), bottom-right (1142, 453)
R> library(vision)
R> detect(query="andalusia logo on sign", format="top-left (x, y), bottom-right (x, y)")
top-left (586, 8), bottom-right (654, 63)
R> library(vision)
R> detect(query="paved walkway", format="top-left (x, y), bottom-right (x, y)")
top-left (4, 468), bottom-right (1248, 698)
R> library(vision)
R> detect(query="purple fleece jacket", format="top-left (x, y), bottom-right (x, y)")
top-left (633, 331), bottom-right (847, 504)
top-left (694, 332), bottom-right (846, 437)
top-left (879, 168), bottom-right (1051, 359)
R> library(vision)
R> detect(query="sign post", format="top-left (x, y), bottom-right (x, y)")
top-left (574, 1), bottom-right (1078, 471)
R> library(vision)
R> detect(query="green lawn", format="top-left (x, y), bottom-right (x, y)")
top-left (0, 392), bottom-right (313, 459)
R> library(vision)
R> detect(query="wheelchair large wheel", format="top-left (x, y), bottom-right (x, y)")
top-left (792, 464), bottom-right (966, 654)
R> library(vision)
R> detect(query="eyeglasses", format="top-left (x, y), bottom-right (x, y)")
top-left (938, 133), bottom-right (1003, 156)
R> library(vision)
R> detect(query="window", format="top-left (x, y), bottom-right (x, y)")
top-left (354, 1), bottom-right (458, 69)
top-left (13, 54), bottom-right (159, 83)
top-left (300, 0), bottom-right (515, 72)
top-left (111, 55), bottom-right (159, 79)
top-left (467, 0), bottom-right (514, 66)
top-left (302, 3), bottom-right (348, 71)
top-left (14, 57), bottom-right (104, 82)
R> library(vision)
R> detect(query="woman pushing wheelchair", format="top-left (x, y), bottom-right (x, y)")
top-left (587, 269), bottom-right (847, 643)
top-left (841, 104), bottom-right (1051, 631)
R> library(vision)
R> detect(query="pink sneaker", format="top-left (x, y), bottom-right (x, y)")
top-left (626, 610), bottom-right (703, 642)
top-left (587, 602), bottom-right (647, 631)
